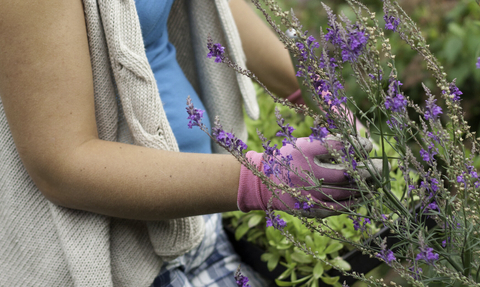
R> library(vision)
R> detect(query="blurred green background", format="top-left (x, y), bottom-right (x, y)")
top-left (245, 0), bottom-right (480, 285)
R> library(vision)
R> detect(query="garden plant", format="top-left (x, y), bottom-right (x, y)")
top-left (187, 0), bottom-right (480, 286)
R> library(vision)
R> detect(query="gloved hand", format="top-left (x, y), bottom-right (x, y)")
top-left (237, 136), bottom-right (381, 218)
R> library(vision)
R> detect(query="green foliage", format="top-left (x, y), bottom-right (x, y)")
top-left (243, 85), bottom-right (315, 153)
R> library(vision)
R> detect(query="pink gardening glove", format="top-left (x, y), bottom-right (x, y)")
top-left (287, 89), bottom-right (365, 132)
top-left (237, 136), bottom-right (378, 218)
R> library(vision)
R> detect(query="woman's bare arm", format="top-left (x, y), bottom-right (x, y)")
top-left (0, 0), bottom-right (240, 220)
top-left (229, 0), bottom-right (299, 98)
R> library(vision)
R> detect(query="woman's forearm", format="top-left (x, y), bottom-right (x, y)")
top-left (229, 0), bottom-right (299, 98)
top-left (36, 138), bottom-right (241, 220)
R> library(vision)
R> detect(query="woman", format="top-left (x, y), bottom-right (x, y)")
top-left (0, 0), bottom-right (360, 285)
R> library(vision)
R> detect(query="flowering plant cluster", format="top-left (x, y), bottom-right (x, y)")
top-left (190, 0), bottom-right (480, 286)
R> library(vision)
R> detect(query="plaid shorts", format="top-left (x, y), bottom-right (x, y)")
top-left (151, 214), bottom-right (268, 287)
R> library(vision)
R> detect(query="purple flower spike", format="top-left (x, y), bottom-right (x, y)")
top-left (275, 108), bottom-right (296, 146)
top-left (416, 246), bottom-right (439, 265)
top-left (442, 81), bottom-right (463, 102)
top-left (295, 201), bottom-right (314, 211)
top-left (186, 96), bottom-right (204, 129)
top-left (477, 57), bottom-right (480, 69)
top-left (348, 215), bottom-right (370, 232)
top-left (212, 119), bottom-right (247, 156)
top-left (424, 98), bottom-right (442, 120)
top-left (265, 209), bottom-right (287, 230)
top-left (385, 79), bottom-right (407, 112)
top-left (307, 35), bottom-right (320, 49)
top-left (420, 143), bottom-right (438, 163)
top-left (376, 249), bottom-right (396, 265)
top-left (340, 28), bottom-right (368, 63)
top-left (309, 126), bottom-right (329, 142)
top-left (234, 267), bottom-right (251, 287)
top-left (207, 39), bottom-right (225, 63)
top-left (383, 6), bottom-right (400, 32)
top-left (384, 15), bottom-right (400, 31)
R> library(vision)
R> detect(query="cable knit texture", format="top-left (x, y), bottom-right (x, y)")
top-left (0, 0), bottom-right (258, 286)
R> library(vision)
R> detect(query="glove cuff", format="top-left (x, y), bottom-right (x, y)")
top-left (237, 151), bottom-right (268, 212)
top-left (287, 89), bottom-right (305, 105)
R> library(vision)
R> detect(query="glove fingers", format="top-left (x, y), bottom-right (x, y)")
top-left (356, 158), bottom-right (384, 180)
top-left (309, 185), bottom-right (361, 201)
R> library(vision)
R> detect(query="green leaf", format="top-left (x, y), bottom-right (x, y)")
top-left (267, 252), bottom-right (280, 271)
top-left (331, 256), bottom-right (351, 271)
top-left (320, 276), bottom-right (340, 285)
top-left (274, 275), bottom-right (311, 286)
top-left (313, 261), bottom-right (324, 280)
top-left (234, 222), bottom-right (250, 241)
top-left (313, 232), bottom-right (329, 248)
top-left (448, 22), bottom-right (466, 39)
top-left (305, 235), bottom-right (314, 249)
top-left (291, 250), bottom-right (313, 264)
top-left (261, 252), bottom-right (272, 262)
top-left (297, 265), bottom-right (313, 273)
top-left (324, 241), bottom-right (343, 254)
top-left (277, 264), bottom-right (296, 280)
top-left (248, 214), bottom-right (264, 228)
top-left (246, 229), bottom-right (264, 242)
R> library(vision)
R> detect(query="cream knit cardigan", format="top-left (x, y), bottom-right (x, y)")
top-left (0, 0), bottom-right (258, 286)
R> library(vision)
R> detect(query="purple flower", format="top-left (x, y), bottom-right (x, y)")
top-left (296, 42), bottom-right (308, 62)
top-left (386, 117), bottom-right (406, 129)
top-left (416, 246), bottom-right (439, 265)
top-left (426, 201), bottom-right (439, 212)
top-left (266, 209), bottom-right (287, 230)
top-left (477, 57), bottom-right (480, 69)
top-left (349, 215), bottom-right (370, 232)
top-left (427, 132), bottom-right (440, 143)
top-left (340, 28), bottom-right (368, 62)
top-left (207, 39), bottom-right (225, 63)
top-left (186, 96), bottom-right (205, 129)
top-left (212, 120), bottom-right (247, 155)
top-left (376, 249), bottom-right (396, 265)
top-left (326, 115), bottom-right (337, 129)
top-left (384, 15), bottom-right (400, 31)
top-left (262, 154), bottom-right (292, 182)
top-left (309, 126), bottom-right (329, 142)
top-left (325, 14), bottom-right (343, 46)
top-left (430, 178), bottom-right (439, 192)
top-left (443, 82), bottom-right (462, 102)
top-left (385, 79), bottom-right (407, 112)
top-left (424, 98), bottom-right (442, 120)
top-left (384, 94), bottom-right (407, 112)
top-left (234, 267), bottom-right (251, 287)
top-left (295, 201), bottom-right (314, 211)
top-left (419, 144), bottom-right (438, 162)
top-left (307, 35), bottom-right (320, 49)
top-left (275, 109), bottom-right (296, 146)
top-left (262, 141), bottom-right (279, 157)
top-left (320, 56), bottom-right (338, 70)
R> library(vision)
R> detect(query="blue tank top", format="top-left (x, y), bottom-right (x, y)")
top-left (135, 0), bottom-right (212, 154)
